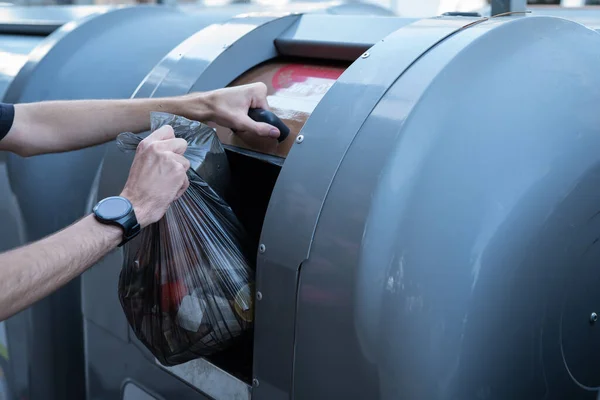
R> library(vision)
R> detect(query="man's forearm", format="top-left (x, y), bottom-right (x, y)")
top-left (4, 95), bottom-right (210, 156)
top-left (0, 214), bottom-right (121, 321)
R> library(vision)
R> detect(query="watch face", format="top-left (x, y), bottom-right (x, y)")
top-left (95, 196), bottom-right (132, 220)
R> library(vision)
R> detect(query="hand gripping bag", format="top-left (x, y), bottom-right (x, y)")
top-left (116, 112), bottom-right (254, 366)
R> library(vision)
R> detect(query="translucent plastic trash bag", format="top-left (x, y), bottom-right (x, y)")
top-left (116, 112), bottom-right (254, 366)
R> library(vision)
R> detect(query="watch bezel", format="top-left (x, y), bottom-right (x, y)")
top-left (93, 196), bottom-right (133, 222)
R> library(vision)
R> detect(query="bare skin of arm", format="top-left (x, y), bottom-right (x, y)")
top-left (0, 83), bottom-right (276, 321)
top-left (0, 83), bottom-right (279, 157)
top-left (0, 215), bottom-right (123, 320)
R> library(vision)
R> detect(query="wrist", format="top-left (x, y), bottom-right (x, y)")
top-left (119, 189), bottom-right (149, 228)
top-left (177, 92), bottom-right (214, 122)
top-left (87, 214), bottom-right (123, 248)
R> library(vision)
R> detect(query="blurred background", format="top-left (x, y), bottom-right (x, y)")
top-left (0, 0), bottom-right (595, 16)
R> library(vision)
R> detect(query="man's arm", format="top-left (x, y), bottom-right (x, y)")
top-left (0, 215), bottom-right (122, 320)
top-left (0, 82), bottom-right (280, 157)
top-left (0, 125), bottom-right (190, 321)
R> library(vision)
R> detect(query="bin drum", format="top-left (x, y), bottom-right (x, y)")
top-left (280, 15), bottom-right (600, 400)
top-left (44, 9), bottom-right (600, 400)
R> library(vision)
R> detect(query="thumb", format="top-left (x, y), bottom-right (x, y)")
top-left (239, 116), bottom-right (280, 139)
top-left (147, 125), bottom-right (175, 142)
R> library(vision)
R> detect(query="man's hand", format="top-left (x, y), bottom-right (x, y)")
top-left (120, 125), bottom-right (190, 228)
top-left (184, 83), bottom-right (280, 140)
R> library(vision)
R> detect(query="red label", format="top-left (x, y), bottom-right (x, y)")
top-left (272, 64), bottom-right (344, 90)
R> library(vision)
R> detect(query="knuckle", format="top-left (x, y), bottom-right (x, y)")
top-left (173, 162), bottom-right (185, 174)
top-left (256, 82), bottom-right (267, 91)
top-left (161, 125), bottom-right (175, 136)
top-left (148, 141), bottom-right (162, 154)
top-left (251, 82), bottom-right (267, 95)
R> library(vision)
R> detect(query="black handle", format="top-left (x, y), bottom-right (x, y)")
top-left (248, 108), bottom-right (291, 143)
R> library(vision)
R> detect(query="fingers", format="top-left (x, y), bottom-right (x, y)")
top-left (138, 125), bottom-right (176, 152)
top-left (145, 125), bottom-right (175, 143)
top-left (256, 121), bottom-right (280, 138)
top-left (233, 115), bottom-right (280, 138)
top-left (155, 138), bottom-right (188, 155)
top-left (245, 83), bottom-right (279, 136)
top-left (202, 83), bottom-right (282, 139)
top-left (248, 82), bottom-right (269, 110)
top-left (171, 153), bottom-right (191, 171)
top-left (237, 116), bottom-right (280, 139)
top-left (175, 177), bottom-right (190, 200)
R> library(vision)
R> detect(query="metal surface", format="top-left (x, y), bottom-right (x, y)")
top-left (275, 14), bottom-right (414, 61)
top-left (0, 35), bottom-right (42, 99)
top-left (254, 15), bottom-right (484, 398)
top-left (9, 4), bottom-right (593, 400)
top-left (91, 12), bottom-right (298, 400)
top-left (491, 0), bottom-right (527, 15)
top-left (291, 14), bottom-right (600, 399)
top-left (0, 5), bottom-right (113, 35)
top-left (528, 6), bottom-right (600, 30)
top-left (155, 358), bottom-right (252, 400)
top-left (0, 6), bottom-right (229, 400)
top-left (476, 4), bottom-right (600, 32)
top-left (84, 322), bottom-right (211, 400)
top-left (179, 1), bottom-right (394, 18)
top-left (122, 381), bottom-right (161, 400)
top-left (315, 1), bottom-right (394, 16)
top-left (91, 10), bottom-right (406, 400)
top-left (133, 14), bottom-right (299, 98)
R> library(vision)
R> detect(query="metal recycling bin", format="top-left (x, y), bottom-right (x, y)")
top-left (0, 4), bottom-right (396, 400)
top-left (3, 3), bottom-right (600, 400)
top-left (83, 8), bottom-right (600, 400)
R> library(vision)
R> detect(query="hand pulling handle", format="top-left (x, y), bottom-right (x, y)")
top-left (248, 108), bottom-right (291, 143)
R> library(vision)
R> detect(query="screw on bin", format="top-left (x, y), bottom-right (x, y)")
top-left (591, 312), bottom-right (598, 324)
top-left (259, 244), bottom-right (266, 253)
top-left (296, 135), bottom-right (304, 144)
top-left (253, 379), bottom-right (260, 387)
top-left (361, 51), bottom-right (370, 58)
top-left (256, 291), bottom-right (263, 301)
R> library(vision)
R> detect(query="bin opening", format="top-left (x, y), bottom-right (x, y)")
top-left (215, 57), bottom-right (349, 164)
top-left (198, 58), bottom-right (349, 385)
top-left (197, 149), bottom-right (280, 384)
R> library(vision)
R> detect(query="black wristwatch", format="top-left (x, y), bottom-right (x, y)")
top-left (93, 196), bottom-right (141, 247)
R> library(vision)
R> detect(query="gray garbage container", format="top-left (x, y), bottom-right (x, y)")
top-left (86, 9), bottom-right (600, 400)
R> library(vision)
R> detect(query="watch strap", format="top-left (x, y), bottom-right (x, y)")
top-left (115, 212), bottom-right (141, 247)
top-left (93, 196), bottom-right (141, 246)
